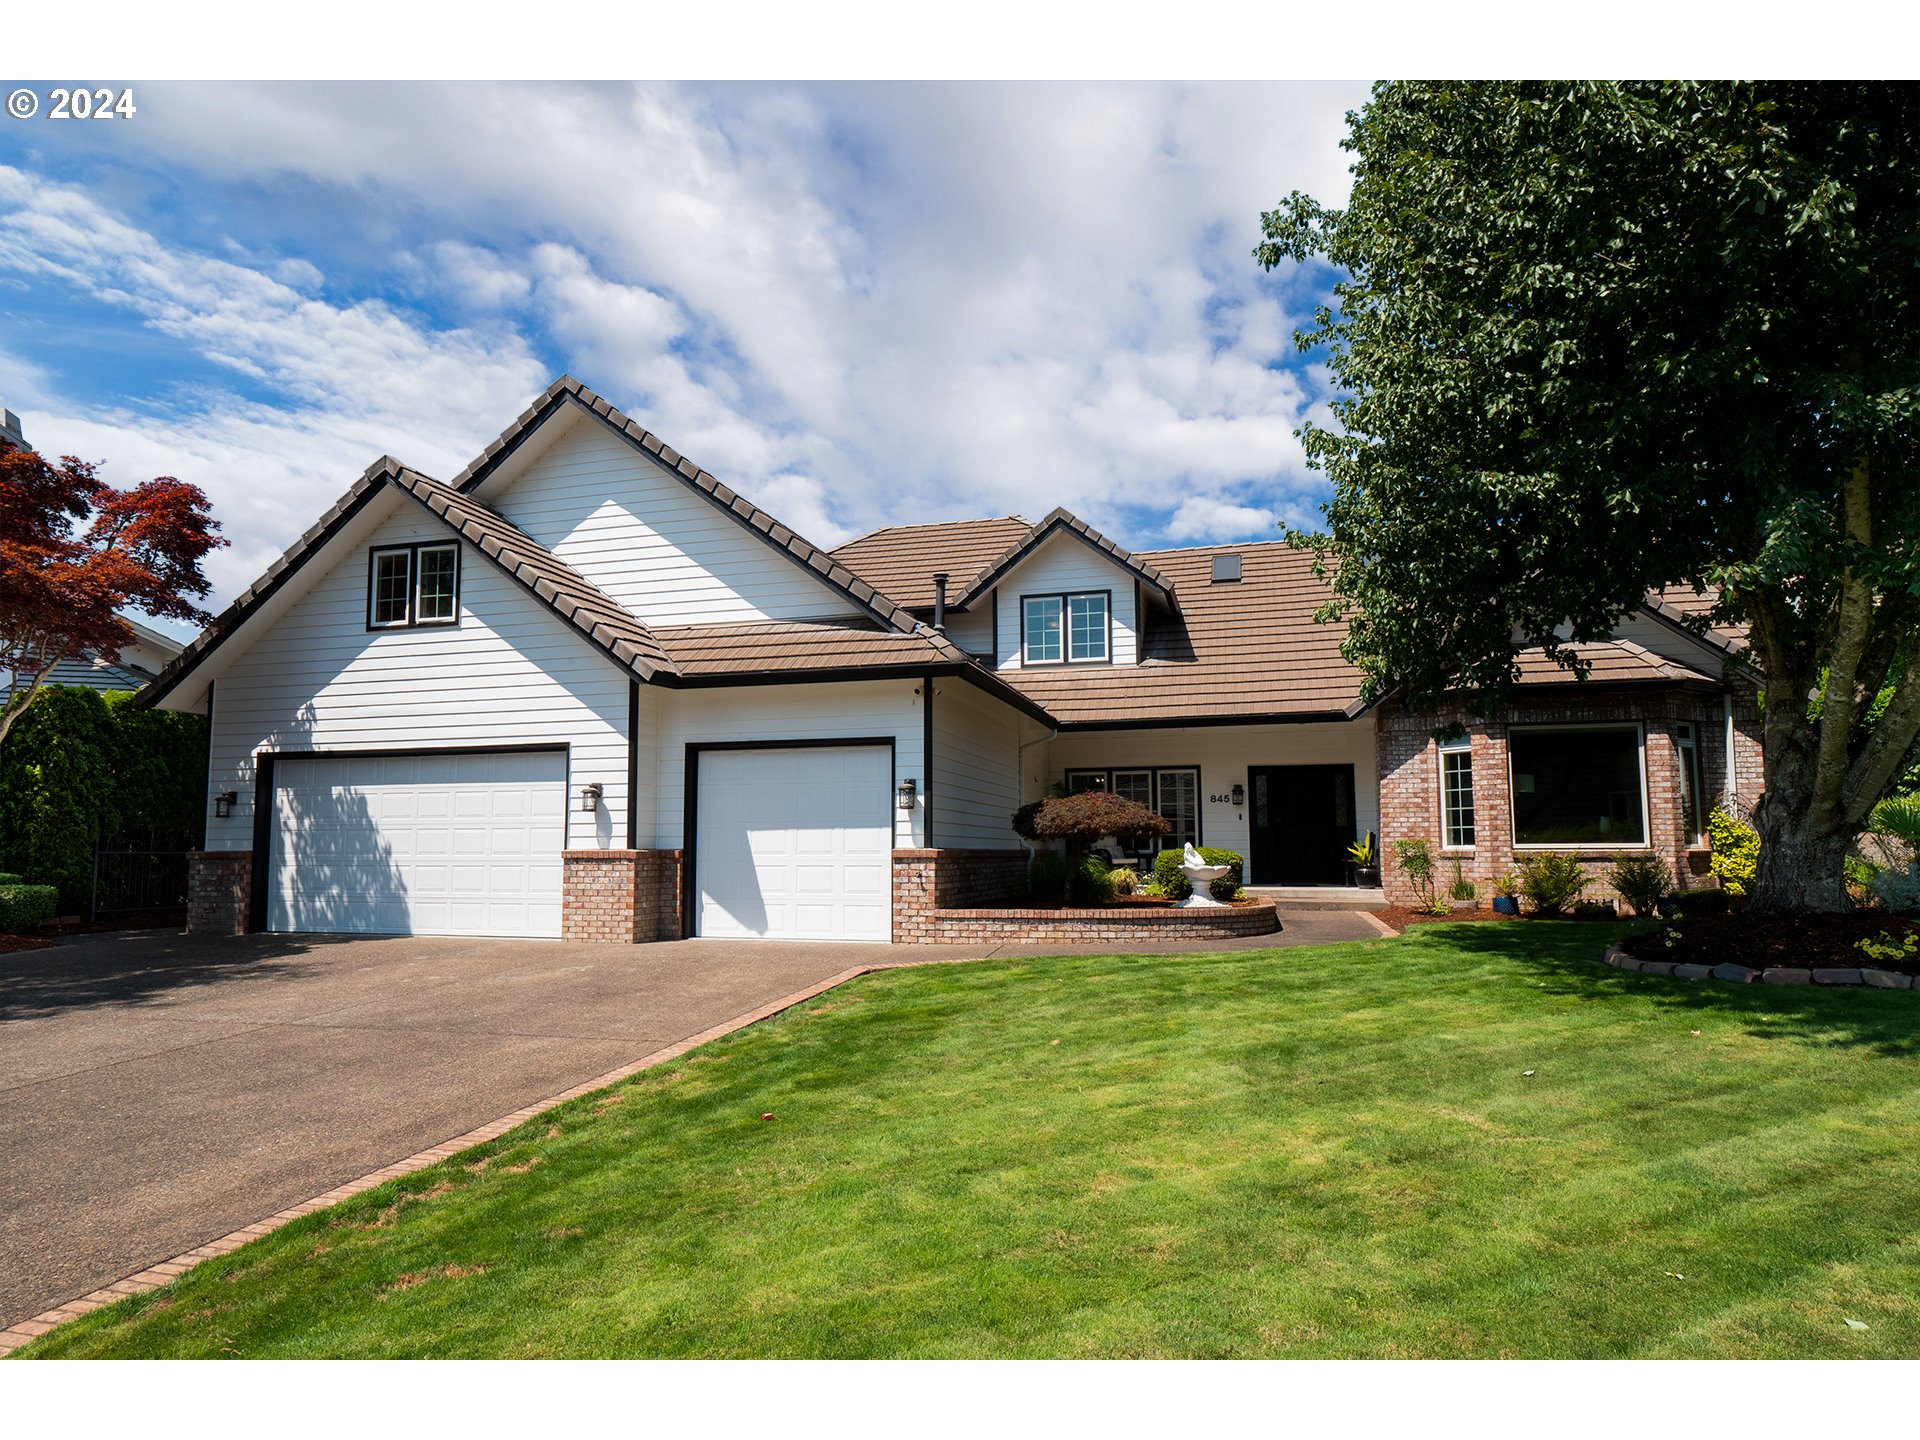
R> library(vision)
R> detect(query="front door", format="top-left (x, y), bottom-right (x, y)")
top-left (1248, 765), bottom-right (1356, 885)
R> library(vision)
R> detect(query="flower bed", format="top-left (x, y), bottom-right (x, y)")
top-left (1611, 912), bottom-right (1920, 988)
top-left (899, 896), bottom-right (1280, 945)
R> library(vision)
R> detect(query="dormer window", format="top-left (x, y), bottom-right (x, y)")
top-left (1023, 591), bottom-right (1109, 664)
top-left (368, 543), bottom-right (460, 629)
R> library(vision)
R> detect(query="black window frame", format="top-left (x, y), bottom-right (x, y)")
top-left (1507, 722), bottom-right (1650, 850)
top-left (1020, 589), bottom-right (1112, 667)
top-left (366, 542), bottom-right (462, 632)
top-left (1064, 765), bottom-right (1202, 858)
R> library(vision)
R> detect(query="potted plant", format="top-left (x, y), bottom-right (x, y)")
top-left (1347, 830), bottom-right (1381, 887)
top-left (1491, 869), bottom-right (1521, 916)
top-left (1448, 860), bottom-right (1480, 911)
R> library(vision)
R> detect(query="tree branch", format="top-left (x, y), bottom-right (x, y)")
top-left (1811, 454), bottom-right (1876, 815)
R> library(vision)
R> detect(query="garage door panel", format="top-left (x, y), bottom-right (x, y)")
top-left (695, 745), bottom-right (892, 942)
top-left (269, 750), bottom-right (564, 938)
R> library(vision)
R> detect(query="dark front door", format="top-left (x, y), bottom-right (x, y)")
top-left (1249, 765), bottom-right (1357, 885)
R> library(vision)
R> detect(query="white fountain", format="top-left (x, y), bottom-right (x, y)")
top-left (1176, 842), bottom-right (1232, 908)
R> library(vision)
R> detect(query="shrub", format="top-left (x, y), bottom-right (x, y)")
top-left (1150, 847), bottom-right (1244, 902)
top-left (1607, 854), bottom-right (1672, 917)
top-left (1448, 860), bottom-right (1478, 903)
top-left (1868, 865), bottom-right (1920, 915)
top-left (1517, 853), bottom-right (1589, 916)
top-left (1029, 792), bottom-right (1170, 868)
top-left (1009, 800), bottom-right (1046, 842)
top-left (1707, 807), bottom-right (1759, 897)
top-left (0, 883), bottom-right (58, 933)
top-left (1869, 794), bottom-right (1920, 853)
top-left (0, 872), bottom-right (19, 884)
top-left (1660, 886), bottom-right (1731, 919)
top-left (1391, 838), bottom-right (1437, 907)
top-left (1067, 853), bottom-right (1116, 906)
top-left (1110, 866), bottom-right (1138, 896)
top-left (1021, 851), bottom-right (1069, 904)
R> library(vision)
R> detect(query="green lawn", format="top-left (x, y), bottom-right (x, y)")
top-left (20, 923), bottom-right (1920, 1358)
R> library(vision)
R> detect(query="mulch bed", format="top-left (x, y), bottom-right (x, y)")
top-left (1621, 912), bottom-right (1920, 976)
top-left (958, 896), bottom-right (1268, 912)
top-left (1375, 906), bottom-right (1522, 932)
top-left (0, 935), bottom-right (53, 954)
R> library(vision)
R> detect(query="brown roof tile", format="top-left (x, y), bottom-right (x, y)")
top-left (831, 517), bottom-right (1034, 609)
top-left (953, 507), bottom-right (1174, 608)
top-left (652, 619), bottom-right (962, 677)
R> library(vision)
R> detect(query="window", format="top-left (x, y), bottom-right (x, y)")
top-left (367, 543), bottom-right (460, 629)
top-left (1065, 766), bottom-right (1201, 856)
top-left (1676, 722), bottom-right (1704, 843)
top-left (1509, 725), bottom-right (1647, 847)
top-left (1439, 737), bottom-right (1476, 848)
top-left (1021, 592), bottom-right (1109, 664)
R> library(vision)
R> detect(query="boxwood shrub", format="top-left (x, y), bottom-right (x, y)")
top-left (1151, 847), bottom-right (1244, 902)
top-left (0, 883), bottom-right (58, 934)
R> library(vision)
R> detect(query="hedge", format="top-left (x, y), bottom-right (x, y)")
top-left (0, 685), bottom-right (209, 914)
top-left (1151, 847), bottom-right (1244, 902)
top-left (0, 883), bottom-right (59, 934)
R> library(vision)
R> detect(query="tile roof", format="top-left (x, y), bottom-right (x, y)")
top-left (652, 618), bottom-right (967, 677)
top-left (1512, 637), bottom-right (1723, 687)
top-left (455, 376), bottom-right (924, 637)
top-left (1645, 583), bottom-right (1749, 652)
top-left (952, 507), bottom-right (1175, 608)
top-left (831, 517), bottom-right (1034, 609)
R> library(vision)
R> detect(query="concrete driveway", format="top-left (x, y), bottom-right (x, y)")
top-left (0, 912), bottom-right (1385, 1326)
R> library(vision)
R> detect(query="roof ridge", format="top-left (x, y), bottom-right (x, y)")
top-left (449, 376), bottom-right (927, 636)
top-left (953, 507), bottom-right (1173, 609)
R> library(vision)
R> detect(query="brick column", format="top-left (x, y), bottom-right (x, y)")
top-left (562, 849), bottom-right (683, 943)
top-left (187, 851), bottom-right (251, 935)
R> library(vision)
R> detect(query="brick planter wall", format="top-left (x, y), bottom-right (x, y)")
top-left (891, 847), bottom-right (1276, 944)
top-left (186, 851), bottom-right (251, 936)
top-left (1375, 687), bottom-right (1767, 909)
top-left (561, 849), bottom-right (683, 943)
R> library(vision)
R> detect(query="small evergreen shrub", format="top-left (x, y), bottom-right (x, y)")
top-left (1517, 853), bottom-right (1589, 916)
top-left (1707, 807), bottom-right (1759, 896)
top-left (1022, 851), bottom-right (1069, 904)
top-left (1150, 847), bottom-right (1244, 902)
top-left (0, 872), bottom-right (20, 884)
top-left (1607, 854), bottom-right (1672, 917)
top-left (1068, 854), bottom-right (1116, 906)
top-left (0, 883), bottom-right (59, 933)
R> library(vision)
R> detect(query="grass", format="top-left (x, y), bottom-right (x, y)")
top-left (19, 922), bottom-right (1920, 1358)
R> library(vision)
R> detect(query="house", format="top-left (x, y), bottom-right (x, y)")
top-left (1, 616), bottom-right (184, 705)
top-left (143, 377), bottom-right (1763, 943)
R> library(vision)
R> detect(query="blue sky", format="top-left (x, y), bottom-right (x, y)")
top-left (0, 81), bottom-right (1366, 631)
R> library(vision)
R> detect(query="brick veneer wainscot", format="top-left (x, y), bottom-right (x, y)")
top-left (186, 851), bottom-right (251, 935)
top-left (1375, 686), bottom-right (1767, 908)
top-left (561, 849), bottom-right (682, 943)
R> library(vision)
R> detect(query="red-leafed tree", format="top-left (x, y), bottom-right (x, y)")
top-left (0, 434), bottom-right (224, 745)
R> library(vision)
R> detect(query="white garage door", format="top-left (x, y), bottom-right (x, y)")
top-left (695, 745), bottom-right (892, 942)
top-left (268, 750), bottom-right (565, 938)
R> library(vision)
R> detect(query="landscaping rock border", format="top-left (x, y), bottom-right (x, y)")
top-left (1603, 943), bottom-right (1914, 990)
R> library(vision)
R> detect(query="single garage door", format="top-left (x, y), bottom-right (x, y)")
top-left (695, 745), bottom-right (892, 942)
top-left (268, 750), bottom-right (565, 938)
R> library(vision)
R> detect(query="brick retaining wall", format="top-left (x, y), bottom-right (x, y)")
top-left (186, 851), bottom-right (251, 936)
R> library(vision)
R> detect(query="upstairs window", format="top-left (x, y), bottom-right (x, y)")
top-left (1022, 591), bottom-right (1109, 664)
top-left (368, 543), bottom-right (460, 629)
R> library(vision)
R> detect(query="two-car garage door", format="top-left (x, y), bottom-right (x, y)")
top-left (267, 751), bottom-right (565, 938)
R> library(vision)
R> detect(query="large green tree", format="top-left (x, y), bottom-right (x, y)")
top-left (1259, 82), bottom-right (1920, 915)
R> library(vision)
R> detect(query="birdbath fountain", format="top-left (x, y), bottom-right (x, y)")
top-left (1176, 842), bottom-right (1231, 909)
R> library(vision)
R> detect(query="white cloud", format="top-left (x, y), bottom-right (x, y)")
top-left (2, 81), bottom-right (1365, 600)
top-left (1165, 495), bottom-right (1280, 543)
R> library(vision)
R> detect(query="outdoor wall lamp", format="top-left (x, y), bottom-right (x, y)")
top-left (1230, 782), bottom-right (1246, 807)
top-left (213, 790), bottom-right (238, 818)
top-left (896, 778), bottom-right (917, 811)
top-left (579, 782), bottom-right (603, 813)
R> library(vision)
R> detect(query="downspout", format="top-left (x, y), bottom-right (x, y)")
top-left (1723, 691), bottom-right (1737, 810)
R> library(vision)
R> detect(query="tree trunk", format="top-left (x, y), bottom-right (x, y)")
top-left (1748, 738), bottom-right (1855, 915)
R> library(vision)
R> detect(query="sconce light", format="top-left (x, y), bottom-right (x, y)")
top-left (213, 790), bottom-right (238, 819)
top-left (896, 778), bottom-right (917, 811)
top-left (1230, 782), bottom-right (1246, 807)
top-left (579, 782), bottom-right (603, 813)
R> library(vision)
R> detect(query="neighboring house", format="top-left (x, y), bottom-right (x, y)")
top-left (145, 377), bottom-right (1763, 942)
top-left (1, 617), bottom-right (184, 704)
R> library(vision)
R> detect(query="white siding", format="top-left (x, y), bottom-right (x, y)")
top-left (653, 680), bottom-right (925, 850)
top-left (993, 532), bottom-right (1140, 670)
top-left (931, 680), bottom-right (1025, 849)
top-left (1045, 719), bottom-right (1379, 865)
top-left (488, 411), bottom-right (859, 626)
top-left (942, 607), bottom-right (994, 657)
top-left (204, 506), bottom-right (632, 853)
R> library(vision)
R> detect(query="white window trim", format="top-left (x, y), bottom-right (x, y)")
top-left (368, 546), bottom-right (414, 629)
top-left (414, 542), bottom-right (460, 627)
top-left (1435, 736), bottom-right (1476, 851)
top-left (1506, 721), bottom-right (1653, 852)
top-left (1021, 591), bottom-right (1111, 666)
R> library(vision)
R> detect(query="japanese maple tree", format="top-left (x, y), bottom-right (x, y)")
top-left (0, 433), bottom-right (223, 745)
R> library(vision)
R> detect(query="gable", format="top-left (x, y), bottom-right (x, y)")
top-left (993, 529), bottom-right (1143, 670)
